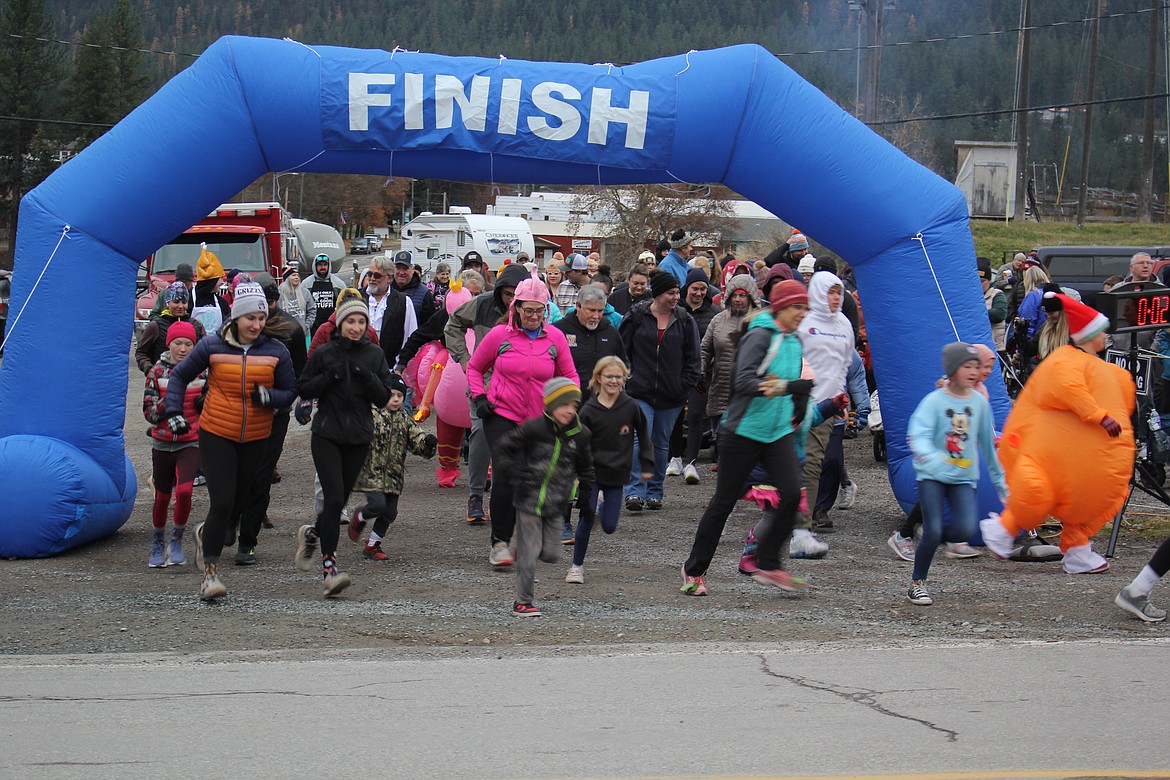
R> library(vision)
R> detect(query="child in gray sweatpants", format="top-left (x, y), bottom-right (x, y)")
top-left (494, 377), bottom-right (594, 617)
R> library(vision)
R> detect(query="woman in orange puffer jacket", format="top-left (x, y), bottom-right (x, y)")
top-left (165, 279), bottom-right (297, 601)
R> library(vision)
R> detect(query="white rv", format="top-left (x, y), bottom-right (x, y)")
top-left (398, 210), bottom-right (535, 275)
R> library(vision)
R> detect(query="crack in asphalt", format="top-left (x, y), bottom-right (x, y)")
top-left (758, 654), bottom-right (959, 742)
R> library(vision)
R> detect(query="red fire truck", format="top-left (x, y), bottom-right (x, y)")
top-left (135, 202), bottom-right (296, 332)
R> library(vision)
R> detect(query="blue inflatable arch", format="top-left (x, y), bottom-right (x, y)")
top-left (0, 36), bottom-right (1009, 557)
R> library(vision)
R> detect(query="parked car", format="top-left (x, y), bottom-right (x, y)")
top-left (364, 234), bottom-right (382, 252)
top-left (350, 237), bottom-right (371, 255)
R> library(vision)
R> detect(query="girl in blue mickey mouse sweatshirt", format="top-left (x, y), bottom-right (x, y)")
top-left (905, 342), bottom-right (1007, 607)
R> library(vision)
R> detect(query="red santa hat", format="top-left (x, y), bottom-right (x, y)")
top-left (1044, 291), bottom-right (1109, 344)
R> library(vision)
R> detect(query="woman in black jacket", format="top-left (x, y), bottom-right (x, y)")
top-left (617, 272), bottom-right (700, 512)
top-left (296, 289), bottom-right (393, 596)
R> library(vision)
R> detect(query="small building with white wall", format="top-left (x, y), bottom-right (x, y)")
top-left (954, 140), bottom-right (1017, 219)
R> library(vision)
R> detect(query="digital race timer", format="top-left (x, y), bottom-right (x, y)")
top-left (1099, 281), bottom-right (1170, 334)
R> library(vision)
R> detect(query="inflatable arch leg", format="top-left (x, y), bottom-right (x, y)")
top-left (0, 37), bottom-right (1007, 557)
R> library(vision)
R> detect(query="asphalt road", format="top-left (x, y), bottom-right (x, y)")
top-left (3, 639), bottom-right (1168, 779)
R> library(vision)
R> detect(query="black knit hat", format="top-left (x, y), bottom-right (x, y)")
top-left (650, 271), bottom-right (680, 298)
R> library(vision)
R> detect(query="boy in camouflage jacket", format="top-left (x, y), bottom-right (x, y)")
top-left (348, 374), bottom-right (437, 560)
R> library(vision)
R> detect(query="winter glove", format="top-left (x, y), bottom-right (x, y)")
top-left (422, 434), bottom-right (438, 459)
top-left (785, 379), bottom-right (814, 396)
top-left (294, 398), bottom-right (313, 425)
top-left (166, 415), bottom-right (190, 436)
top-left (791, 394), bottom-right (810, 428)
top-left (250, 385), bottom-right (272, 407)
top-left (473, 394), bottom-right (495, 419)
top-left (1100, 415), bottom-right (1122, 438)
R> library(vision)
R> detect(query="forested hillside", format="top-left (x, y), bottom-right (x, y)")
top-left (40, 0), bottom-right (1167, 192)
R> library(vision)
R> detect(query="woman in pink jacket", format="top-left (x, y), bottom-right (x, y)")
top-left (468, 271), bottom-right (579, 569)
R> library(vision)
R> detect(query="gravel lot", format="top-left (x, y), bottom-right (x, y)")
top-left (2, 359), bottom-right (1166, 656)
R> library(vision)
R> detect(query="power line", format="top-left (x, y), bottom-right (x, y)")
top-left (869, 90), bottom-right (1170, 126)
top-left (4, 92), bottom-right (1167, 134)
top-left (776, 4), bottom-right (1169, 58)
top-left (2, 32), bottom-right (198, 59)
top-left (0, 114), bottom-right (114, 128)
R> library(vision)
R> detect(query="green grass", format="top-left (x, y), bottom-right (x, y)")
top-left (970, 220), bottom-right (1170, 267)
top-left (1099, 513), bottom-right (1170, 541)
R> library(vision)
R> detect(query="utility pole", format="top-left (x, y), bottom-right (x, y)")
top-left (863, 1), bottom-right (888, 124)
top-left (1139, 0), bottom-right (1159, 223)
top-left (1013, 0), bottom-right (1033, 221)
top-left (1076, 0), bottom-right (1103, 228)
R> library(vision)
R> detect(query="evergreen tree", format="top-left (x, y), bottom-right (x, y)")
top-left (107, 0), bottom-right (148, 119)
top-left (0, 0), bottom-right (63, 266)
top-left (69, 10), bottom-right (116, 146)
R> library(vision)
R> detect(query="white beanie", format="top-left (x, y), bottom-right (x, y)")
top-left (230, 281), bottom-right (268, 320)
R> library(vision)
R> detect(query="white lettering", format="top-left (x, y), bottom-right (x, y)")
top-left (346, 72), bottom-right (655, 150)
top-left (404, 72), bottom-right (425, 130)
top-left (498, 78), bottom-right (521, 135)
top-left (527, 82), bottom-right (582, 142)
top-left (435, 74), bottom-right (489, 132)
top-left (588, 88), bottom-right (649, 150)
top-left (349, 73), bottom-right (395, 131)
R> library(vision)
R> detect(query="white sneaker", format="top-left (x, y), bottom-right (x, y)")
top-left (666, 457), bottom-right (683, 477)
top-left (887, 531), bottom-right (915, 562)
top-left (838, 480), bottom-right (857, 509)
top-left (565, 565), bottom-right (585, 584)
top-left (683, 462), bottom-right (700, 485)
top-left (789, 530), bottom-right (828, 559)
top-left (944, 541), bottom-right (982, 559)
top-left (978, 513), bottom-right (1014, 559)
top-left (489, 541), bottom-right (514, 567)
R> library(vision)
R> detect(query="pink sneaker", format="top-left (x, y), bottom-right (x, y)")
top-left (680, 565), bottom-right (708, 596)
top-left (738, 554), bottom-right (759, 576)
top-left (752, 568), bottom-right (812, 592)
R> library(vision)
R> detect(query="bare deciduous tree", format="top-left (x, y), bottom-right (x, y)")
top-left (567, 184), bottom-right (735, 272)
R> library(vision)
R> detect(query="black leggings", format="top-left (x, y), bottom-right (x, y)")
top-left (1149, 535), bottom-right (1170, 577)
top-left (684, 428), bottom-right (801, 576)
top-left (311, 435), bottom-right (370, 557)
top-left (238, 411), bottom-right (290, 549)
top-left (683, 388), bottom-right (709, 463)
top-left (362, 492), bottom-right (400, 538)
top-left (198, 430), bottom-right (267, 563)
top-left (482, 413), bottom-right (520, 545)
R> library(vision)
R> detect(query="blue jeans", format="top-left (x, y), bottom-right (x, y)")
top-left (574, 483), bottom-right (623, 566)
top-left (913, 479), bottom-right (977, 581)
top-left (626, 401), bottom-right (683, 502)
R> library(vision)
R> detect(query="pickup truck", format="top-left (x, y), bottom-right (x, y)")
top-left (1038, 245), bottom-right (1169, 307)
top-left (364, 234), bottom-right (382, 252)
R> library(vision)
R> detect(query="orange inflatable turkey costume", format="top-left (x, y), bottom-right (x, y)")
top-left (980, 292), bottom-right (1135, 574)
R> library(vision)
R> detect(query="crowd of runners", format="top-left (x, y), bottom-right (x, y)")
top-left (136, 235), bottom-right (1170, 622)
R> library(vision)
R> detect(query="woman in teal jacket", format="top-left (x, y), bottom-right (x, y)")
top-left (681, 280), bottom-right (816, 595)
